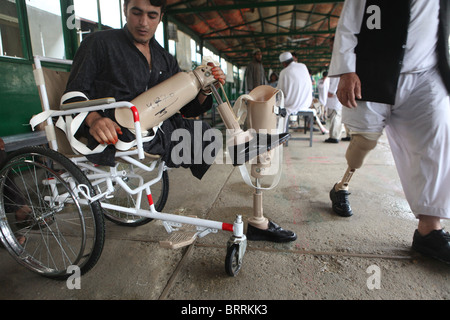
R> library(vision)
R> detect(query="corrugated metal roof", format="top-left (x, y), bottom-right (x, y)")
top-left (166, 0), bottom-right (344, 73)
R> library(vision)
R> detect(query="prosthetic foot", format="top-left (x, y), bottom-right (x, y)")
top-left (246, 185), bottom-right (297, 242)
top-left (330, 182), bottom-right (353, 217)
top-left (330, 133), bottom-right (380, 217)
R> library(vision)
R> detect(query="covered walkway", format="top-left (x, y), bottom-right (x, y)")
top-left (1, 129), bottom-right (448, 300)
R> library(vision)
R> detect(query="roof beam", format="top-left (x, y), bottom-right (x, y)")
top-left (166, 0), bottom-right (344, 14)
top-left (203, 28), bottom-right (335, 40)
top-left (221, 45), bottom-right (330, 54)
top-left (202, 10), bottom-right (293, 37)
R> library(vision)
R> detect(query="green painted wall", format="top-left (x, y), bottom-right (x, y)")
top-left (0, 59), bottom-right (42, 136)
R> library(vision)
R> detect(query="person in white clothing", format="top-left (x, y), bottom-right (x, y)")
top-left (328, 0), bottom-right (450, 264)
top-left (277, 52), bottom-right (312, 115)
top-left (277, 52), bottom-right (328, 134)
top-left (324, 76), bottom-right (343, 143)
top-left (317, 71), bottom-right (330, 108)
top-left (317, 71), bottom-right (330, 123)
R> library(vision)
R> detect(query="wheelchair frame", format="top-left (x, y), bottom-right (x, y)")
top-left (0, 56), bottom-right (247, 279)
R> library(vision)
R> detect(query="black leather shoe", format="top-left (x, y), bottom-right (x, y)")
top-left (247, 221), bottom-right (297, 243)
top-left (329, 184), bottom-right (353, 217)
top-left (228, 132), bottom-right (290, 166)
top-left (412, 229), bottom-right (450, 264)
top-left (324, 138), bottom-right (339, 143)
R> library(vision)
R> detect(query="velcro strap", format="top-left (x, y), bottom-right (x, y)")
top-left (61, 91), bottom-right (89, 105)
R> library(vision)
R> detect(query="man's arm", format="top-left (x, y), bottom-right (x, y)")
top-left (329, 0), bottom-right (366, 77)
top-left (63, 34), bottom-right (122, 145)
top-left (328, 0), bottom-right (365, 108)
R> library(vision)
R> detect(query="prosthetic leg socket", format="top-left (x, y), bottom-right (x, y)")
top-left (336, 133), bottom-right (380, 190)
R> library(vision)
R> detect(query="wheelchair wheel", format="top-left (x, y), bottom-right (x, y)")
top-left (101, 161), bottom-right (169, 227)
top-left (0, 147), bottom-right (105, 279)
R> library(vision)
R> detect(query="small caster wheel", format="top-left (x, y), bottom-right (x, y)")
top-left (225, 244), bottom-right (242, 276)
top-left (225, 238), bottom-right (247, 277)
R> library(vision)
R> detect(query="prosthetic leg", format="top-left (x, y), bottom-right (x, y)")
top-left (244, 86), bottom-right (278, 229)
top-left (114, 65), bottom-right (289, 165)
top-left (236, 86), bottom-right (297, 241)
top-left (331, 132), bottom-right (381, 216)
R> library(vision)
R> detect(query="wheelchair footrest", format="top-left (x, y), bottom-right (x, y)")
top-left (159, 224), bottom-right (198, 249)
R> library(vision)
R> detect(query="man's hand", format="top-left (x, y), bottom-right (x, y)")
top-left (208, 62), bottom-right (226, 86)
top-left (337, 72), bottom-right (362, 108)
top-left (86, 112), bottom-right (123, 145)
top-left (198, 63), bottom-right (226, 102)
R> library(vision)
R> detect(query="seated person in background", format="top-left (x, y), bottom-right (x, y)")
top-left (277, 52), bottom-right (328, 134)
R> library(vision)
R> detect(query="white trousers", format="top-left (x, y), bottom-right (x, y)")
top-left (328, 108), bottom-right (342, 139)
top-left (343, 67), bottom-right (450, 219)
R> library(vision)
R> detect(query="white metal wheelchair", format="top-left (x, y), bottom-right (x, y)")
top-left (0, 56), bottom-right (288, 279)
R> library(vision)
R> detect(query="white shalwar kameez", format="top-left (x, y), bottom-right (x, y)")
top-left (277, 61), bottom-right (313, 115)
top-left (326, 77), bottom-right (343, 139)
top-left (329, 0), bottom-right (450, 219)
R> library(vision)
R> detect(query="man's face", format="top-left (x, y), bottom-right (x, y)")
top-left (254, 52), bottom-right (262, 62)
top-left (124, 0), bottom-right (163, 45)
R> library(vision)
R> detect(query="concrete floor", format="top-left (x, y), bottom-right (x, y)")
top-left (1, 127), bottom-right (449, 301)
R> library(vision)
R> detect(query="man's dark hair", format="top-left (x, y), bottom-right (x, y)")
top-left (124, 0), bottom-right (167, 13)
